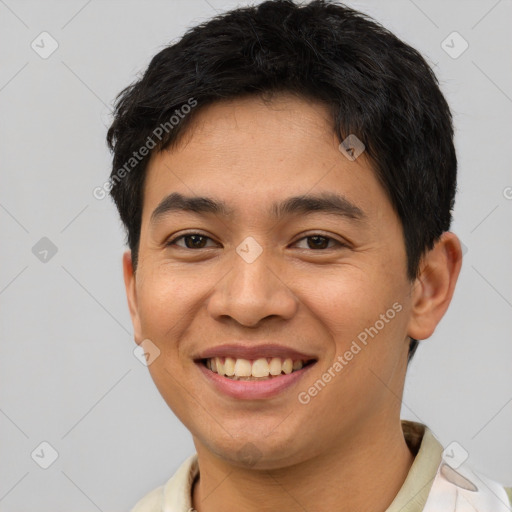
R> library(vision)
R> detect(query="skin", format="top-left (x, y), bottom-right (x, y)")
top-left (123, 93), bottom-right (462, 512)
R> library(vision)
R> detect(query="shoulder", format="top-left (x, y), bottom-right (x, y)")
top-left (400, 422), bottom-right (511, 511)
top-left (129, 454), bottom-right (199, 512)
top-left (130, 485), bottom-right (165, 512)
top-left (423, 458), bottom-right (511, 511)
top-left (505, 486), bottom-right (512, 506)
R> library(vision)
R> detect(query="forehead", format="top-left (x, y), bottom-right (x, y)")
top-left (142, 93), bottom-right (390, 223)
top-left (156, 93), bottom-right (336, 170)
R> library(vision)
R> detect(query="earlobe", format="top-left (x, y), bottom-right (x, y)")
top-left (407, 232), bottom-right (463, 341)
top-left (122, 250), bottom-right (142, 341)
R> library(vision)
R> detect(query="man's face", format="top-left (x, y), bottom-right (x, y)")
top-left (125, 93), bottom-right (416, 469)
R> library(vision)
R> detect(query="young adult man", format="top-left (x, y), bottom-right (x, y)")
top-left (106, 1), bottom-right (511, 510)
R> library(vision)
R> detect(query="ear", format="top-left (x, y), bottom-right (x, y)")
top-left (407, 232), bottom-right (463, 341)
top-left (123, 250), bottom-right (142, 342)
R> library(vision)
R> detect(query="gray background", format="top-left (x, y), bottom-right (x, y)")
top-left (0, 0), bottom-right (511, 510)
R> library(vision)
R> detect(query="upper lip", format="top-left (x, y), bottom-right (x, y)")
top-left (193, 344), bottom-right (317, 361)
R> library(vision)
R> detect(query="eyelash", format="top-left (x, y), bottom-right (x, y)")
top-left (166, 232), bottom-right (346, 250)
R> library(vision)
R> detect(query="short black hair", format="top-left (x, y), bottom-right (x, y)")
top-left (106, 0), bottom-right (457, 362)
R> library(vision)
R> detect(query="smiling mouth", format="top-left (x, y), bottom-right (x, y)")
top-left (200, 357), bottom-right (317, 381)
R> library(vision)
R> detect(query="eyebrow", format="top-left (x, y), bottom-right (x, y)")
top-left (150, 191), bottom-right (366, 225)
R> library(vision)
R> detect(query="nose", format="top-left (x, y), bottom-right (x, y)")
top-left (207, 246), bottom-right (299, 327)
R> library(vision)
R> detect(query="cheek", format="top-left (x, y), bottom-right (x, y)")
top-left (295, 268), bottom-right (391, 334)
top-left (293, 265), bottom-right (410, 364)
top-left (135, 265), bottom-right (207, 340)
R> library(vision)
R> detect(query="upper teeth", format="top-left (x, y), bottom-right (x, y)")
top-left (206, 357), bottom-right (305, 378)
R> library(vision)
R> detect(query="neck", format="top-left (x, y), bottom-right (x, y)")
top-left (192, 419), bottom-right (415, 512)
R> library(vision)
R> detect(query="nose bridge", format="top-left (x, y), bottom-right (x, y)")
top-left (208, 240), bottom-right (298, 326)
top-left (232, 246), bottom-right (276, 297)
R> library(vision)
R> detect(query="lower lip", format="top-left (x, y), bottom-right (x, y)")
top-left (196, 361), bottom-right (316, 400)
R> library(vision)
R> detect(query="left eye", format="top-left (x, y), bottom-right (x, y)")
top-left (168, 234), bottom-right (218, 249)
top-left (294, 235), bottom-right (342, 250)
